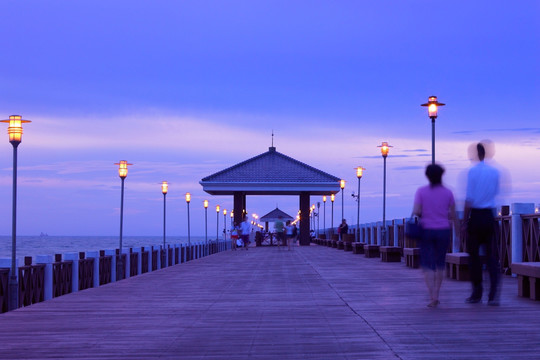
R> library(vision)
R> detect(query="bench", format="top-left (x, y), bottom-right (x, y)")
top-left (445, 252), bottom-right (469, 281)
top-left (332, 240), bottom-right (338, 248)
top-left (511, 262), bottom-right (540, 300)
top-left (344, 241), bottom-right (353, 251)
top-left (403, 248), bottom-right (420, 268)
top-left (380, 246), bottom-right (401, 262)
top-left (364, 244), bottom-right (380, 258)
top-left (337, 241), bottom-right (344, 250)
top-left (352, 242), bottom-right (365, 254)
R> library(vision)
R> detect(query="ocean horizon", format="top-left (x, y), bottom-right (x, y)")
top-left (0, 235), bottom-right (211, 263)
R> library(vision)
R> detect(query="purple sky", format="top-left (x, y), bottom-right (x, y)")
top-left (0, 1), bottom-right (538, 236)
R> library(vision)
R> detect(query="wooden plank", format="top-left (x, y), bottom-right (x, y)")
top-left (0, 246), bottom-right (539, 359)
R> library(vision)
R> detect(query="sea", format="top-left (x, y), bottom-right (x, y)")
top-left (0, 235), bottom-right (209, 263)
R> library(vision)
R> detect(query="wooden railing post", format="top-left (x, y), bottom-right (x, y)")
top-left (104, 250), bottom-right (117, 282)
top-left (511, 203), bottom-right (535, 268)
top-left (63, 253), bottom-right (79, 293)
top-left (36, 255), bottom-right (54, 300)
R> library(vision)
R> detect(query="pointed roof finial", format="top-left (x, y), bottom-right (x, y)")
top-left (269, 130), bottom-right (276, 151)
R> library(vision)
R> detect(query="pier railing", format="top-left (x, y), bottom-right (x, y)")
top-left (18, 257), bottom-right (45, 308)
top-left (0, 240), bottom-right (231, 313)
top-left (521, 214), bottom-right (540, 262)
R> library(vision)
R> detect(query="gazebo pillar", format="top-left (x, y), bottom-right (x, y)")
top-left (299, 192), bottom-right (310, 246)
top-left (233, 192), bottom-right (244, 225)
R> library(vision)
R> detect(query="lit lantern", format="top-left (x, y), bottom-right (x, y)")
top-left (340, 179), bottom-right (345, 189)
top-left (356, 166), bottom-right (365, 179)
top-left (204, 200), bottom-right (208, 208)
top-left (0, 115), bottom-right (31, 145)
top-left (331, 194), bottom-right (335, 202)
top-left (378, 142), bottom-right (392, 158)
top-left (161, 181), bottom-right (168, 195)
top-left (216, 205), bottom-right (220, 213)
top-left (185, 192), bottom-right (191, 203)
top-left (421, 95), bottom-right (445, 119)
top-left (115, 160), bottom-right (132, 179)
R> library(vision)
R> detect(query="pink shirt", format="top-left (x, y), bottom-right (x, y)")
top-left (414, 184), bottom-right (455, 230)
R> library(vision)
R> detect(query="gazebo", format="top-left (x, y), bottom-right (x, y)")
top-left (260, 207), bottom-right (295, 231)
top-left (200, 146), bottom-right (341, 245)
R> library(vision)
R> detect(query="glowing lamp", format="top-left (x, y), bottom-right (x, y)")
top-left (185, 192), bottom-right (191, 203)
top-left (323, 195), bottom-right (327, 203)
top-left (331, 194), bottom-right (335, 202)
top-left (378, 142), bottom-right (392, 158)
top-left (204, 200), bottom-right (208, 208)
top-left (223, 209), bottom-right (227, 216)
top-left (115, 160), bottom-right (132, 179)
top-left (1, 115), bottom-right (31, 145)
top-left (216, 205), bottom-right (220, 213)
top-left (230, 211), bottom-right (234, 218)
top-left (340, 179), bottom-right (345, 189)
top-left (356, 166), bottom-right (365, 179)
top-left (161, 181), bottom-right (168, 195)
top-left (421, 96), bottom-right (445, 119)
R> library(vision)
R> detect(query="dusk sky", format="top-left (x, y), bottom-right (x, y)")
top-left (1, 1), bottom-right (538, 237)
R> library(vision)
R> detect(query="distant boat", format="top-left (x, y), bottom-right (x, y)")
top-left (40, 232), bottom-right (49, 238)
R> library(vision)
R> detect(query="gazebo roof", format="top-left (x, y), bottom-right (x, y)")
top-left (200, 146), bottom-right (341, 195)
top-left (259, 208), bottom-right (294, 222)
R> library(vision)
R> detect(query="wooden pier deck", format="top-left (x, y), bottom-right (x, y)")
top-left (0, 245), bottom-right (539, 359)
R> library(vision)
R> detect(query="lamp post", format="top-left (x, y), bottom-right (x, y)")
top-left (223, 209), bottom-right (227, 241)
top-left (378, 142), bottom-right (392, 246)
top-left (115, 160), bottom-right (132, 281)
top-left (216, 205), bottom-right (220, 247)
top-left (317, 202), bottom-right (320, 238)
top-left (1, 115), bottom-right (31, 311)
top-left (340, 179), bottom-right (345, 222)
top-left (421, 96), bottom-right (445, 164)
top-left (330, 194), bottom-right (335, 232)
top-left (204, 200), bottom-right (208, 254)
top-left (322, 196), bottom-right (327, 235)
top-left (354, 167), bottom-right (365, 243)
top-left (185, 192), bottom-right (191, 247)
top-left (161, 181), bottom-right (168, 263)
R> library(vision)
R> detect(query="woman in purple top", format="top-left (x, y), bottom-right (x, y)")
top-left (412, 164), bottom-right (457, 308)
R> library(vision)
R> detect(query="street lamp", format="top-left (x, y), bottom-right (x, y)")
top-left (185, 192), bottom-right (191, 249)
top-left (161, 181), bottom-right (168, 264)
top-left (223, 209), bottom-right (227, 241)
top-left (204, 200), bottom-right (208, 254)
top-left (322, 196), bottom-right (327, 236)
top-left (317, 202), bottom-right (320, 238)
top-left (330, 193), bottom-right (335, 232)
top-left (216, 205), bottom-right (220, 246)
top-left (353, 167), bottom-right (365, 243)
top-left (340, 179), bottom-right (345, 222)
top-left (1, 115), bottom-right (31, 311)
top-left (115, 159), bottom-right (132, 281)
top-left (421, 96), bottom-right (445, 164)
top-left (378, 142), bottom-right (392, 245)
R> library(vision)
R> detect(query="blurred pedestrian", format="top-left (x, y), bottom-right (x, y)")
top-left (463, 142), bottom-right (501, 305)
top-left (412, 164), bottom-right (457, 307)
top-left (230, 222), bottom-right (239, 250)
top-left (240, 215), bottom-right (251, 250)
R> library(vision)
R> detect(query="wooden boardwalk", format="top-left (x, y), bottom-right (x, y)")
top-left (0, 245), bottom-right (539, 359)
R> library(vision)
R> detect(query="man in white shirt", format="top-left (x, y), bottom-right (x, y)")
top-left (463, 142), bottom-right (500, 305)
top-left (240, 215), bottom-right (251, 250)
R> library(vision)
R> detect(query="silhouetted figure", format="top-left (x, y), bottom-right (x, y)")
top-left (413, 164), bottom-right (457, 307)
top-left (338, 219), bottom-right (348, 241)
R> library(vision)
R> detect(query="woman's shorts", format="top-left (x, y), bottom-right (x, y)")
top-left (420, 229), bottom-right (451, 270)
